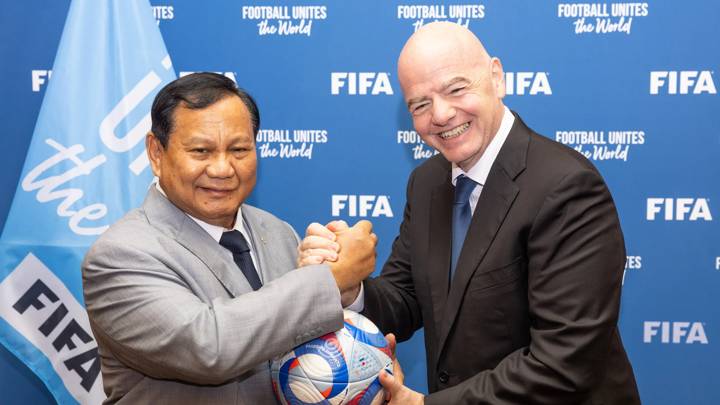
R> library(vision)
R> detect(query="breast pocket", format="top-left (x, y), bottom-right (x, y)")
top-left (467, 256), bottom-right (525, 297)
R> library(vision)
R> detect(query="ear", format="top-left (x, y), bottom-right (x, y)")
top-left (490, 57), bottom-right (506, 99)
top-left (146, 132), bottom-right (164, 178)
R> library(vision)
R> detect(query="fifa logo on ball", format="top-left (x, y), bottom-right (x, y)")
top-left (272, 310), bottom-right (393, 405)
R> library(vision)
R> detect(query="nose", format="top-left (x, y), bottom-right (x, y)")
top-left (206, 153), bottom-right (234, 178)
top-left (430, 96), bottom-right (456, 127)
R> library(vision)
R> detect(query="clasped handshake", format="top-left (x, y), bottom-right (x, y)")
top-left (297, 220), bottom-right (377, 307)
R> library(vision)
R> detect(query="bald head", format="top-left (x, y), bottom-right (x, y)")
top-left (395, 22), bottom-right (506, 171)
top-left (398, 22), bottom-right (491, 90)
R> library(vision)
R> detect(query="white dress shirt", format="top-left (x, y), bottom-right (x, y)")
top-left (451, 106), bottom-right (515, 214)
top-left (155, 183), bottom-right (261, 281)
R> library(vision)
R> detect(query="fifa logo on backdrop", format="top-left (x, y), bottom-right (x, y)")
top-left (31, 70), bottom-right (52, 92)
top-left (331, 195), bottom-right (394, 218)
top-left (331, 73), bottom-right (393, 95)
top-left (650, 71), bottom-right (717, 95)
top-left (646, 198), bottom-right (712, 221)
top-left (643, 321), bottom-right (708, 344)
top-left (504, 72), bottom-right (552, 95)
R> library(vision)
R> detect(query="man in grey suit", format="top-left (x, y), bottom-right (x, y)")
top-left (82, 72), bottom-right (377, 404)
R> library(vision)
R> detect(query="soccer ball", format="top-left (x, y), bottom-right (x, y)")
top-left (271, 310), bottom-right (393, 405)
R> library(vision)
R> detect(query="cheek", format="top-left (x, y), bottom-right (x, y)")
top-left (235, 157), bottom-right (257, 181)
top-left (418, 134), bottom-right (436, 148)
top-left (172, 163), bottom-right (206, 191)
top-left (180, 165), bottom-right (203, 182)
top-left (413, 116), bottom-right (432, 136)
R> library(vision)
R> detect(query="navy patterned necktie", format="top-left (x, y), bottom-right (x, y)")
top-left (219, 230), bottom-right (262, 290)
top-left (451, 175), bottom-right (477, 281)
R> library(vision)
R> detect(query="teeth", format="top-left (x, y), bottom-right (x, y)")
top-left (439, 123), bottom-right (470, 140)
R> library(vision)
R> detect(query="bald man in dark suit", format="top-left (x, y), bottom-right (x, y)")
top-left (299, 22), bottom-right (640, 404)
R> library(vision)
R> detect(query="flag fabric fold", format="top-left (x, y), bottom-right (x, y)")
top-left (0, 1), bottom-right (175, 403)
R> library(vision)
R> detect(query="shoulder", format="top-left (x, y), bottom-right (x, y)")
top-left (94, 207), bottom-right (153, 245)
top-left (528, 131), bottom-right (598, 175)
top-left (83, 206), bottom-right (164, 265)
top-left (242, 204), bottom-right (297, 237)
top-left (492, 115), bottom-right (613, 208)
top-left (405, 153), bottom-right (451, 192)
top-left (413, 153), bottom-right (449, 177)
top-left (512, 118), bottom-right (606, 192)
top-left (520, 129), bottom-right (616, 217)
top-left (506, 113), bottom-right (601, 181)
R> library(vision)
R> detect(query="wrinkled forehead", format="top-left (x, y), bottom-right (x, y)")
top-left (398, 27), bottom-right (488, 92)
top-left (398, 52), bottom-right (486, 100)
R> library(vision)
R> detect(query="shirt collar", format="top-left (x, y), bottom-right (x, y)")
top-left (154, 182), bottom-right (245, 243)
top-left (451, 105), bottom-right (514, 186)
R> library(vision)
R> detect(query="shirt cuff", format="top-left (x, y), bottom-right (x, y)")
top-left (343, 282), bottom-right (365, 312)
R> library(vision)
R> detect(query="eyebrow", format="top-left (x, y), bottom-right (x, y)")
top-left (182, 134), bottom-right (215, 145)
top-left (442, 76), bottom-right (471, 89)
top-left (406, 76), bottom-right (471, 108)
top-left (180, 138), bottom-right (252, 150)
top-left (181, 136), bottom-right (214, 145)
top-left (406, 96), bottom-right (428, 109)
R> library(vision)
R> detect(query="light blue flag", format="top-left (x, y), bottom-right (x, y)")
top-left (0, 1), bottom-right (175, 403)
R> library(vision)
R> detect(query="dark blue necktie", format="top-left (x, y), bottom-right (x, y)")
top-left (451, 175), bottom-right (477, 280)
top-left (219, 230), bottom-right (262, 290)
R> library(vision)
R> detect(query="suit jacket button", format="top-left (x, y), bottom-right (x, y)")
top-left (438, 370), bottom-right (449, 384)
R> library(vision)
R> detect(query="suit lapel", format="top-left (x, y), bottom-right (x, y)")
top-left (143, 187), bottom-right (250, 297)
top-left (427, 174), bottom-right (454, 339)
top-left (241, 207), bottom-right (283, 283)
top-left (435, 112), bottom-right (530, 361)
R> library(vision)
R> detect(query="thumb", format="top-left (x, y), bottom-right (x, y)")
top-left (352, 219), bottom-right (373, 233)
top-left (379, 369), bottom-right (400, 393)
top-left (326, 220), bottom-right (350, 233)
top-left (385, 333), bottom-right (397, 358)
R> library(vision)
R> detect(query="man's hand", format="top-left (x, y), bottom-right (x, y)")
top-left (329, 220), bottom-right (376, 294)
top-left (382, 333), bottom-right (422, 404)
top-left (383, 333), bottom-right (406, 402)
top-left (379, 366), bottom-right (423, 404)
top-left (298, 220), bottom-right (376, 306)
top-left (297, 221), bottom-right (349, 266)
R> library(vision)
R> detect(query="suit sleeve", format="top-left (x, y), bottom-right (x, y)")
top-left (363, 170), bottom-right (423, 342)
top-left (426, 168), bottom-right (627, 404)
top-left (82, 222), bottom-right (344, 385)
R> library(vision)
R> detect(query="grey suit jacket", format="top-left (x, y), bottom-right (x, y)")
top-left (82, 187), bottom-right (344, 404)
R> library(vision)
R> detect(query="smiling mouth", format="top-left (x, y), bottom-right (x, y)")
top-left (438, 122), bottom-right (470, 140)
top-left (199, 187), bottom-right (235, 194)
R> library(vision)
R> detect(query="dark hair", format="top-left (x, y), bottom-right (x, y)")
top-left (150, 72), bottom-right (260, 147)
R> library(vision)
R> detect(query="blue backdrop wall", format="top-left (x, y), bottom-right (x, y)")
top-left (1, 1), bottom-right (718, 404)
